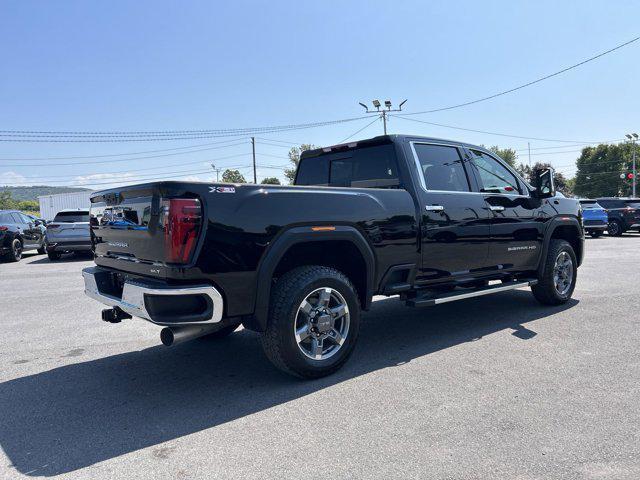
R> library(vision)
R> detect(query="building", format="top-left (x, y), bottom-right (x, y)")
top-left (38, 191), bottom-right (93, 221)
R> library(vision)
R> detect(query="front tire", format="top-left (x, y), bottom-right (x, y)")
top-left (259, 266), bottom-right (360, 379)
top-left (607, 219), bottom-right (624, 236)
top-left (47, 251), bottom-right (61, 261)
top-left (532, 239), bottom-right (577, 305)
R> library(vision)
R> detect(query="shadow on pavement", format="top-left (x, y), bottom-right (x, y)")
top-left (0, 290), bottom-right (577, 476)
top-left (27, 253), bottom-right (93, 265)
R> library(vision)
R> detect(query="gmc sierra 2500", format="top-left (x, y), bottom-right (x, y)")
top-left (82, 134), bottom-right (583, 378)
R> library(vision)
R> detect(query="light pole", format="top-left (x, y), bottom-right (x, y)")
top-left (626, 133), bottom-right (638, 197)
top-left (359, 99), bottom-right (407, 135)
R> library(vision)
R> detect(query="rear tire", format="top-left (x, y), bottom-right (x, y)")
top-left (259, 266), bottom-right (360, 379)
top-left (47, 251), bottom-right (61, 261)
top-left (607, 219), bottom-right (623, 236)
top-left (6, 239), bottom-right (22, 262)
top-left (532, 239), bottom-right (577, 305)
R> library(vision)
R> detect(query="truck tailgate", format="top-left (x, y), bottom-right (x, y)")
top-left (90, 183), bottom-right (203, 269)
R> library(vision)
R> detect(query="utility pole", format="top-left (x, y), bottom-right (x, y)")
top-left (210, 164), bottom-right (222, 182)
top-left (251, 136), bottom-right (257, 184)
top-left (359, 99), bottom-right (407, 136)
top-left (625, 133), bottom-right (638, 197)
top-left (528, 142), bottom-right (531, 167)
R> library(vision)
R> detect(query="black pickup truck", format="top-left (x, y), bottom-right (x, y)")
top-left (83, 134), bottom-right (584, 378)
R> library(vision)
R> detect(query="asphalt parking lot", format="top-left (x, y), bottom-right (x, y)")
top-left (1, 236), bottom-right (639, 480)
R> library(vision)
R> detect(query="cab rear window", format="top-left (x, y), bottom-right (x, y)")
top-left (296, 144), bottom-right (400, 188)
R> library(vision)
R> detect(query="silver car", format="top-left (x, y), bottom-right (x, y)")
top-left (45, 209), bottom-right (92, 260)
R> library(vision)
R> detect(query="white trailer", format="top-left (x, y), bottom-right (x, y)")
top-left (38, 191), bottom-right (93, 221)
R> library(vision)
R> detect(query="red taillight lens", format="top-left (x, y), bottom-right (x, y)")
top-left (162, 198), bottom-right (201, 264)
top-left (0, 226), bottom-right (8, 231)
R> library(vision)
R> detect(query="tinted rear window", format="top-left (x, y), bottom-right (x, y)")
top-left (54, 211), bottom-right (89, 222)
top-left (579, 200), bottom-right (600, 209)
top-left (624, 200), bottom-right (640, 208)
top-left (296, 144), bottom-right (400, 188)
top-left (598, 199), bottom-right (624, 209)
top-left (0, 213), bottom-right (13, 223)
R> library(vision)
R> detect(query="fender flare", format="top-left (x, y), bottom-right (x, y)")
top-left (537, 216), bottom-right (583, 276)
top-left (248, 225), bottom-right (375, 332)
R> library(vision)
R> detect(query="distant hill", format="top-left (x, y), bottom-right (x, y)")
top-left (0, 186), bottom-right (92, 202)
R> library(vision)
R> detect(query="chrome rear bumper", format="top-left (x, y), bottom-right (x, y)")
top-left (82, 266), bottom-right (224, 325)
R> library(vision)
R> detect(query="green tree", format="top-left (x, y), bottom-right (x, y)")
top-left (0, 190), bottom-right (16, 210)
top-left (284, 144), bottom-right (318, 184)
top-left (487, 145), bottom-right (518, 168)
top-left (260, 177), bottom-right (281, 185)
top-left (573, 143), bottom-right (635, 198)
top-left (221, 169), bottom-right (247, 184)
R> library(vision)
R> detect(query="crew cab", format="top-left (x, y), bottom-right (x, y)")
top-left (82, 135), bottom-right (584, 378)
top-left (596, 197), bottom-right (640, 236)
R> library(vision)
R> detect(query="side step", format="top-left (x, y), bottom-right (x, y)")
top-left (406, 279), bottom-right (538, 307)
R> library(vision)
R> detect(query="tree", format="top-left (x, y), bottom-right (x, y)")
top-left (260, 177), bottom-right (281, 185)
top-left (221, 169), bottom-right (247, 184)
top-left (487, 145), bottom-right (518, 168)
top-left (0, 190), bottom-right (15, 210)
top-left (284, 144), bottom-right (318, 184)
top-left (573, 143), bottom-right (635, 198)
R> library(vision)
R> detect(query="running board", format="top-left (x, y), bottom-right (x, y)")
top-left (406, 279), bottom-right (538, 307)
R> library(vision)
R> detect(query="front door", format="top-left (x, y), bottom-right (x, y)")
top-left (409, 142), bottom-right (493, 285)
top-left (467, 149), bottom-right (543, 271)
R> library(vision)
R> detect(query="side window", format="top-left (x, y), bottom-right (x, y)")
top-left (295, 157), bottom-right (329, 185)
top-left (19, 213), bottom-right (33, 224)
top-left (470, 150), bottom-right (521, 194)
top-left (10, 213), bottom-right (23, 224)
top-left (413, 144), bottom-right (470, 192)
top-left (0, 213), bottom-right (11, 223)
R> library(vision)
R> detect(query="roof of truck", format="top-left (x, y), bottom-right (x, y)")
top-left (301, 134), bottom-right (486, 158)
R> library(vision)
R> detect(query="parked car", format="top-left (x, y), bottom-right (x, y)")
top-left (45, 209), bottom-right (91, 260)
top-left (82, 134), bottom-right (584, 378)
top-left (0, 210), bottom-right (46, 261)
top-left (579, 199), bottom-right (608, 237)
top-left (596, 197), bottom-right (640, 236)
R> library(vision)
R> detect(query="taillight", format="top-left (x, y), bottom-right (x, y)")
top-left (161, 198), bottom-right (201, 264)
top-left (0, 226), bottom-right (8, 231)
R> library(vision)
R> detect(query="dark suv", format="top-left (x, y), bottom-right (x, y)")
top-left (0, 210), bottom-right (46, 262)
top-left (596, 198), bottom-right (640, 236)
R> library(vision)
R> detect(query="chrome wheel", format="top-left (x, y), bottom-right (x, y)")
top-left (553, 251), bottom-right (573, 296)
top-left (294, 287), bottom-right (350, 361)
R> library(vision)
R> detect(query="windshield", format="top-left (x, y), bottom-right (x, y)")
top-left (53, 211), bottom-right (90, 223)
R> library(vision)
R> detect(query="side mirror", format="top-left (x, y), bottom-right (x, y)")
top-left (533, 168), bottom-right (556, 199)
top-left (34, 219), bottom-right (43, 226)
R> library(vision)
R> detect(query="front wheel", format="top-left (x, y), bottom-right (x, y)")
top-left (47, 251), bottom-right (61, 261)
top-left (259, 266), bottom-right (360, 379)
top-left (531, 239), bottom-right (577, 305)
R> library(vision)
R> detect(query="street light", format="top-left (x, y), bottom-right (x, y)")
top-left (372, 99), bottom-right (381, 110)
top-left (626, 132), bottom-right (638, 197)
top-left (384, 100), bottom-right (392, 109)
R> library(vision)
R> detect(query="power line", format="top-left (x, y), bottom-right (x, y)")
top-left (390, 114), bottom-right (606, 143)
top-left (339, 117), bottom-right (381, 143)
top-left (0, 116), bottom-right (370, 142)
top-left (0, 142), bottom-right (249, 167)
top-left (0, 137), bottom-right (248, 161)
top-left (401, 35), bottom-right (640, 115)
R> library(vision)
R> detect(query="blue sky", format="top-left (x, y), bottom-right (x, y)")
top-left (1, 0), bottom-right (638, 188)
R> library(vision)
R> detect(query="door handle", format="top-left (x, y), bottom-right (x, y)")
top-left (489, 206), bottom-right (505, 212)
top-left (425, 205), bottom-right (445, 212)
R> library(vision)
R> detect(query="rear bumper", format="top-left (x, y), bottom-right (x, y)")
top-left (82, 266), bottom-right (224, 326)
top-left (48, 241), bottom-right (92, 252)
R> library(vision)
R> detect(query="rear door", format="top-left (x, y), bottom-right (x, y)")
top-left (17, 213), bottom-right (40, 247)
top-left (467, 149), bottom-right (543, 271)
top-left (408, 141), bottom-right (492, 284)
